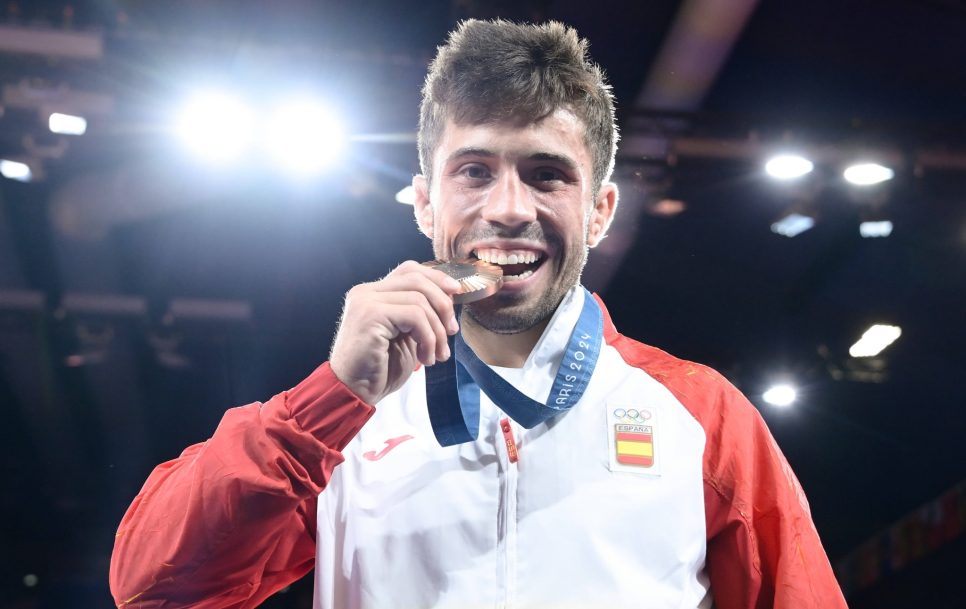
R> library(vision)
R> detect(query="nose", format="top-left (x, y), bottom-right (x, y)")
top-left (480, 171), bottom-right (537, 228)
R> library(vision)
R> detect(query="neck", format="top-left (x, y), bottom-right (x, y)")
top-left (460, 314), bottom-right (550, 368)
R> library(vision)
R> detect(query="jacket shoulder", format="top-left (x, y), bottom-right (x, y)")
top-left (595, 292), bottom-right (750, 428)
top-left (607, 332), bottom-right (733, 407)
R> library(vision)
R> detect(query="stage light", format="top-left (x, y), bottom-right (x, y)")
top-left (770, 213), bottom-right (814, 237)
top-left (395, 185), bottom-right (416, 205)
top-left (849, 324), bottom-right (901, 358)
top-left (176, 92), bottom-right (253, 163)
top-left (49, 112), bottom-right (87, 135)
top-left (765, 154), bottom-right (813, 180)
top-left (266, 99), bottom-right (344, 176)
top-left (763, 384), bottom-right (796, 407)
top-left (844, 163), bottom-right (894, 186)
top-left (859, 220), bottom-right (893, 238)
top-left (0, 159), bottom-right (32, 182)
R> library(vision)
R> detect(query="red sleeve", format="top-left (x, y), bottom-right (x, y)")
top-left (109, 362), bottom-right (375, 609)
top-left (697, 377), bottom-right (848, 609)
top-left (602, 300), bottom-right (846, 609)
top-left (653, 361), bottom-right (848, 609)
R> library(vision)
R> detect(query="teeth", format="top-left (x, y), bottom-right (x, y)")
top-left (473, 249), bottom-right (542, 265)
top-left (503, 269), bottom-right (535, 281)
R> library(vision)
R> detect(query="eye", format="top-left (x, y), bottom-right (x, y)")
top-left (459, 163), bottom-right (491, 180)
top-left (534, 168), bottom-right (563, 181)
top-left (530, 166), bottom-right (570, 190)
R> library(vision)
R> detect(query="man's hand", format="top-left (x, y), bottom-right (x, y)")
top-left (329, 261), bottom-right (462, 405)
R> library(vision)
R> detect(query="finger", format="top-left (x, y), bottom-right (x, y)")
top-left (385, 303), bottom-right (439, 367)
top-left (391, 260), bottom-right (463, 295)
top-left (375, 272), bottom-right (458, 334)
top-left (374, 272), bottom-right (459, 335)
top-left (372, 291), bottom-right (451, 361)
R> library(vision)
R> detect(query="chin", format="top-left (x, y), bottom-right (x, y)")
top-left (464, 287), bottom-right (562, 335)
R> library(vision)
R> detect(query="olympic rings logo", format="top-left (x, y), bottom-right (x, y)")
top-left (613, 408), bottom-right (651, 423)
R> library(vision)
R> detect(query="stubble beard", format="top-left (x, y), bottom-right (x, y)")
top-left (460, 238), bottom-right (588, 335)
top-left (433, 200), bottom-right (594, 336)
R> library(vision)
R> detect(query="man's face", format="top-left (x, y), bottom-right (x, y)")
top-left (413, 108), bottom-right (616, 334)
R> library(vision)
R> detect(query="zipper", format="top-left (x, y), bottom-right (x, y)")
top-left (497, 417), bottom-right (519, 608)
top-left (501, 417), bottom-right (519, 464)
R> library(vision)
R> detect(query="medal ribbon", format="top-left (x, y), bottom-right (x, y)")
top-left (424, 288), bottom-right (603, 447)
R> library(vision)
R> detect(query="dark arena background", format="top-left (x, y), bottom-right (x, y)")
top-left (1, 1), bottom-right (965, 607)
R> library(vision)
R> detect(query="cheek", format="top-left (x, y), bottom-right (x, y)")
top-left (437, 199), bottom-right (479, 230)
top-left (431, 210), bottom-right (465, 256)
top-left (558, 208), bottom-right (591, 242)
top-left (434, 209), bottom-right (460, 238)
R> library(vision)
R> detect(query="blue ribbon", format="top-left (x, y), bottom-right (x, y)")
top-left (425, 288), bottom-right (603, 447)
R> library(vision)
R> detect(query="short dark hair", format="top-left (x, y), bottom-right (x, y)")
top-left (418, 19), bottom-right (618, 191)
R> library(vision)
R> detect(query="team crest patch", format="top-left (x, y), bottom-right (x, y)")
top-left (607, 407), bottom-right (661, 476)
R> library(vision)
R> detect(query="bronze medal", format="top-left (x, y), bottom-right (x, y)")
top-left (423, 258), bottom-right (503, 304)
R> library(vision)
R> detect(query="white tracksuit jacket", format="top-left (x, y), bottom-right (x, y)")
top-left (110, 287), bottom-right (848, 609)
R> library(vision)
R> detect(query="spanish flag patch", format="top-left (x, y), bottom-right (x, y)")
top-left (607, 406), bottom-right (660, 476)
top-left (615, 424), bottom-right (654, 467)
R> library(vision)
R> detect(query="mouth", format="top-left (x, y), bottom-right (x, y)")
top-left (470, 247), bottom-right (547, 281)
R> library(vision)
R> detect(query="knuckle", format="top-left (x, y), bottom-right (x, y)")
top-left (396, 260), bottom-right (422, 273)
top-left (408, 304), bottom-right (427, 321)
top-left (431, 295), bottom-right (453, 316)
top-left (346, 283), bottom-right (369, 299)
top-left (436, 290), bottom-right (454, 308)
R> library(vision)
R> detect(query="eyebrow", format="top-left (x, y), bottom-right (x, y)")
top-left (445, 147), bottom-right (497, 164)
top-left (528, 152), bottom-right (579, 172)
top-left (444, 147), bottom-right (579, 172)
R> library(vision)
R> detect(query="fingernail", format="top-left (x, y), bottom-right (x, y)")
top-left (443, 344), bottom-right (451, 360)
top-left (448, 279), bottom-right (462, 291)
top-left (448, 316), bottom-right (459, 334)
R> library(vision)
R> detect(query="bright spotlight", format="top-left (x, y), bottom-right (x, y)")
top-left (176, 92), bottom-right (254, 163)
top-left (49, 112), bottom-right (88, 135)
top-left (849, 324), bottom-right (901, 358)
top-left (0, 159), bottom-right (32, 182)
top-left (266, 100), bottom-right (344, 176)
top-left (765, 154), bottom-right (814, 180)
top-left (844, 163), bottom-right (894, 186)
top-left (770, 213), bottom-right (814, 238)
top-left (763, 384), bottom-right (797, 407)
top-left (395, 185), bottom-right (416, 205)
top-left (859, 220), bottom-right (893, 238)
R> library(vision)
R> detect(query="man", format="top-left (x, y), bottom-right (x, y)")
top-left (110, 19), bottom-right (848, 609)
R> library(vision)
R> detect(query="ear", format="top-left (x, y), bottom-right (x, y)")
top-left (586, 182), bottom-right (618, 247)
top-left (412, 174), bottom-right (433, 239)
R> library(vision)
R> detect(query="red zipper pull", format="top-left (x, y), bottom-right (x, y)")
top-left (500, 417), bottom-right (519, 464)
